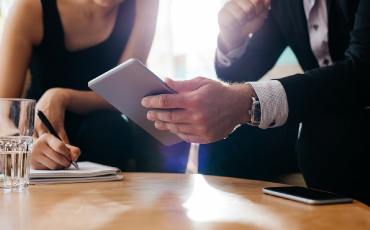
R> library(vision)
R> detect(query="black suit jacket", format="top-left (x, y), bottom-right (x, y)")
top-left (215, 0), bottom-right (370, 204)
top-left (215, 0), bottom-right (369, 125)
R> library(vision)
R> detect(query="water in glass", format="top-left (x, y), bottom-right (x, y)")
top-left (0, 99), bottom-right (35, 191)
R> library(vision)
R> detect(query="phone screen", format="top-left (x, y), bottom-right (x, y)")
top-left (264, 186), bottom-right (351, 201)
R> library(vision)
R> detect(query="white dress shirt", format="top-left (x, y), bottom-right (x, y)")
top-left (217, 0), bottom-right (331, 129)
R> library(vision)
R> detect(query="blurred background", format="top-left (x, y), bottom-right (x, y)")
top-left (0, 0), bottom-right (303, 81)
top-left (146, 0), bottom-right (303, 80)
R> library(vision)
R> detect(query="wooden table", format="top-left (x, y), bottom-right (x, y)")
top-left (1, 173), bottom-right (369, 230)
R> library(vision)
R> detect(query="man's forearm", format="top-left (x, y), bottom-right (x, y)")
top-left (228, 83), bottom-right (254, 125)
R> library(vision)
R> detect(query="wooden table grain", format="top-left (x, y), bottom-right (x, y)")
top-left (1, 173), bottom-right (369, 230)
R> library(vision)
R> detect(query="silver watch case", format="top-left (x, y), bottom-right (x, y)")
top-left (248, 97), bottom-right (261, 126)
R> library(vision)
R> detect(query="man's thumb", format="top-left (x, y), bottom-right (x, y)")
top-left (164, 77), bottom-right (204, 93)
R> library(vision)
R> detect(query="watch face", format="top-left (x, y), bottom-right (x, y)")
top-left (253, 101), bottom-right (261, 123)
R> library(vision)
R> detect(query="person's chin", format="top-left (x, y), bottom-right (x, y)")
top-left (93, 0), bottom-right (125, 7)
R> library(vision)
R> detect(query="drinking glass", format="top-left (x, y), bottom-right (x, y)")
top-left (0, 99), bottom-right (35, 191)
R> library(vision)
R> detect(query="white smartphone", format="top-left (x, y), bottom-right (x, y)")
top-left (263, 186), bottom-right (353, 205)
top-left (88, 59), bottom-right (184, 146)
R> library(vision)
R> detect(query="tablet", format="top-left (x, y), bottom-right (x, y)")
top-left (88, 59), bottom-right (184, 146)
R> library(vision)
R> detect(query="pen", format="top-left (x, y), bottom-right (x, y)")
top-left (36, 109), bottom-right (79, 170)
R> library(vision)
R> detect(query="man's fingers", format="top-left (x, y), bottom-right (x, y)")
top-left (152, 121), bottom-right (206, 143)
top-left (223, 2), bottom-right (248, 27)
top-left (147, 109), bottom-right (193, 123)
top-left (258, 9), bottom-right (269, 20)
top-left (257, 0), bottom-right (270, 20)
top-left (154, 121), bottom-right (210, 138)
top-left (142, 94), bottom-right (187, 109)
top-left (263, 0), bottom-right (271, 10)
top-left (154, 121), bottom-right (198, 134)
top-left (164, 77), bottom-right (206, 94)
top-left (218, 7), bottom-right (240, 31)
top-left (65, 144), bottom-right (81, 162)
top-left (177, 133), bottom-right (207, 144)
top-left (250, 0), bottom-right (265, 15)
top-left (143, 77), bottom-right (210, 109)
top-left (234, 0), bottom-right (256, 21)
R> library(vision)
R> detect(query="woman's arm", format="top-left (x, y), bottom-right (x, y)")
top-left (0, 0), bottom-right (81, 170)
top-left (37, 88), bottom-right (115, 116)
top-left (0, 0), bottom-right (43, 98)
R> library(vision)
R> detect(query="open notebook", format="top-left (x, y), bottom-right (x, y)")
top-left (30, 162), bottom-right (122, 185)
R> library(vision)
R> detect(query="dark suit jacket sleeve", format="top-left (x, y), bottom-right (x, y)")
top-left (278, 0), bottom-right (370, 125)
top-left (215, 11), bottom-right (287, 83)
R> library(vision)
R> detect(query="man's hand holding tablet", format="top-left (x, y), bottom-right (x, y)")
top-left (142, 77), bottom-right (254, 144)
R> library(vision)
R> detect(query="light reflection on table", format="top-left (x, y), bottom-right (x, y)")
top-left (0, 173), bottom-right (369, 230)
top-left (183, 174), bottom-right (286, 229)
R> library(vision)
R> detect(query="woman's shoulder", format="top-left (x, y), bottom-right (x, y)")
top-left (9, 0), bottom-right (42, 23)
top-left (6, 0), bottom-right (43, 46)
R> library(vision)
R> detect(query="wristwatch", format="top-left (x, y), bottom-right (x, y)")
top-left (248, 97), bottom-right (261, 126)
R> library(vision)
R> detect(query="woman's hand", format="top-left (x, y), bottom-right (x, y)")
top-left (34, 88), bottom-right (71, 144)
top-left (31, 133), bottom-right (81, 170)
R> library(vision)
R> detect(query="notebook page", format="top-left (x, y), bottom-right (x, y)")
top-left (30, 162), bottom-right (119, 178)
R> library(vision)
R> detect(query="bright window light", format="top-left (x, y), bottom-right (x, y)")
top-left (147, 0), bottom-right (225, 80)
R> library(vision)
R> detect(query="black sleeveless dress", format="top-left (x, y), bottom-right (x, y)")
top-left (26, 0), bottom-right (136, 170)
top-left (26, 0), bottom-right (191, 172)
top-left (27, 0), bottom-right (136, 100)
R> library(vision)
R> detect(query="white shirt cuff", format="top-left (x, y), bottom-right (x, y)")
top-left (248, 80), bottom-right (289, 129)
top-left (216, 38), bottom-right (250, 67)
